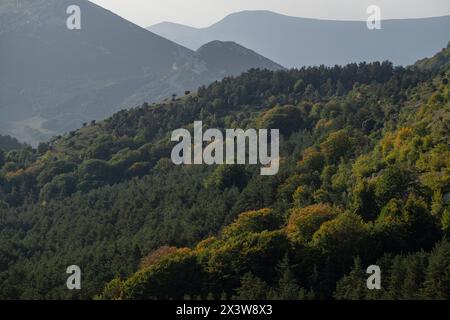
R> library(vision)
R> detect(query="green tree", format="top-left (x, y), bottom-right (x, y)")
top-left (334, 258), bottom-right (367, 300)
top-left (234, 273), bottom-right (269, 300)
top-left (287, 204), bottom-right (340, 244)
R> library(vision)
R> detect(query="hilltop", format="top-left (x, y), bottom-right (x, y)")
top-left (148, 10), bottom-right (450, 68)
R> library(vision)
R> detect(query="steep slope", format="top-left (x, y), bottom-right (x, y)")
top-left (147, 10), bottom-right (450, 68)
top-left (0, 1), bottom-right (282, 145)
top-left (416, 41), bottom-right (450, 71)
top-left (149, 21), bottom-right (200, 42)
top-left (0, 48), bottom-right (448, 298)
top-left (116, 40), bottom-right (284, 111)
top-left (195, 40), bottom-right (284, 76)
top-left (0, 0), bottom-right (192, 145)
top-left (103, 50), bottom-right (450, 300)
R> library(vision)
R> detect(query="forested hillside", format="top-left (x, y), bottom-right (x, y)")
top-left (0, 43), bottom-right (449, 299)
top-left (0, 135), bottom-right (24, 152)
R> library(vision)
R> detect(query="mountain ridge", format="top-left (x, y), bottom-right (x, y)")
top-left (147, 10), bottom-right (450, 68)
top-left (0, 1), bottom-right (283, 146)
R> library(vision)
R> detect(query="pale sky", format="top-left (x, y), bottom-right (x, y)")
top-left (89, 0), bottom-right (450, 28)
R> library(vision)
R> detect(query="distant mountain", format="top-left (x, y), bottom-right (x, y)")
top-left (118, 40), bottom-right (283, 111)
top-left (195, 40), bottom-right (283, 76)
top-left (0, 1), bottom-right (281, 145)
top-left (149, 21), bottom-right (199, 43)
top-left (148, 10), bottom-right (450, 68)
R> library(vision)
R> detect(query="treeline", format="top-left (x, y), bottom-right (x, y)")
top-left (0, 61), bottom-right (430, 208)
top-left (0, 134), bottom-right (25, 152)
top-left (100, 73), bottom-right (450, 298)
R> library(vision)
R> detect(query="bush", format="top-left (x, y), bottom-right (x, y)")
top-left (258, 105), bottom-right (306, 136)
top-left (205, 165), bottom-right (249, 190)
top-left (287, 203), bottom-right (340, 244)
top-left (222, 208), bottom-right (281, 238)
top-left (311, 212), bottom-right (369, 270)
top-left (320, 130), bottom-right (352, 163)
top-left (121, 248), bottom-right (204, 300)
top-left (374, 165), bottom-right (410, 206)
top-left (139, 246), bottom-right (179, 270)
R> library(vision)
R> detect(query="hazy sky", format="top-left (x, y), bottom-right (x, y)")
top-left (89, 0), bottom-right (450, 28)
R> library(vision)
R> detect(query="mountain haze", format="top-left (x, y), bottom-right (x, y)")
top-left (0, 134), bottom-right (25, 151)
top-left (118, 40), bottom-right (283, 112)
top-left (196, 40), bottom-right (283, 76)
top-left (0, 1), bottom-right (282, 145)
top-left (148, 10), bottom-right (450, 68)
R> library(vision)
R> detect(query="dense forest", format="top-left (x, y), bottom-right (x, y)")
top-left (0, 43), bottom-right (449, 300)
top-left (0, 135), bottom-right (25, 152)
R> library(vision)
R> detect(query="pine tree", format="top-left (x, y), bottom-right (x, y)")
top-left (387, 256), bottom-right (405, 299)
top-left (423, 240), bottom-right (450, 299)
top-left (334, 257), bottom-right (367, 300)
top-left (234, 273), bottom-right (269, 300)
top-left (276, 256), bottom-right (301, 300)
top-left (401, 253), bottom-right (427, 299)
